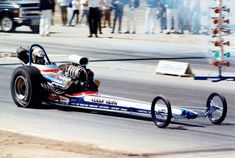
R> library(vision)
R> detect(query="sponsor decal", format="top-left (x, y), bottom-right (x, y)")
top-left (89, 104), bottom-right (98, 108)
top-left (80, 103), bottom-right (85, 106)
top-left (111, 107), bottom-right (120, 110)
top-left (106, 99), bottom-right (118, 105)
top-left (91, 98), bottom-right (104, 104)
top-left (70, 102), bottom-right (77, 106)
top-left (120, 108), bottom-right (128, 112)
top-left (91, 97), bottom-right (118, 105)
top-left (99, 105), bottom-right (109, 109)
top-left (59, 96), bottom-right (69, 105)
top-left (70, 98), bottom-right (77, 102)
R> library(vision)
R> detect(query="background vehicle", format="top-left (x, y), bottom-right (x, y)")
top-left (10, 44), bottom-right (228, 128)
top-left (0, 0), bottom-right (40, 33)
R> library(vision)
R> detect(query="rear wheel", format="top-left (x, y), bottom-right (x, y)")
top-left (1, 16), bottom-right (15, 32)
top-left (10, 66), bottom-right (44, 108)
top-left (206, 93), bottom-right (227, 124)
top-left (151, 96), bottom-right (172, 128)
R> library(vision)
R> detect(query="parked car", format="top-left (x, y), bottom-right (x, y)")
top-left (0, 0), bottom-right (40, 33)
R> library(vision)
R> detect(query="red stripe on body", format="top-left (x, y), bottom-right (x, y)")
top-left (40, 69), bottom-right (59, 73)
top-left (69, 91), bottom-right (98, 96)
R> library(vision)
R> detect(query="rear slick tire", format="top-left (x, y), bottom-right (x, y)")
top-left (10, 66), bottom-right (43, 108)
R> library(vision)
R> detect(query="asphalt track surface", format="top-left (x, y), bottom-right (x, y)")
top-left (1, 65), bottom-right (235, 157)
top-left (0, 26), bottom-right (235, 157)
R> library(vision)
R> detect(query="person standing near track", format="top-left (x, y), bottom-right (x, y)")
top-left (98, 0), bottom-right (105, 34)
top-left (102, 0), bottom-right (112, 28)
top-left (162, 0), bottom-right (181, 34)
top-left (39, 0), bottom-right (55, 36)
top-left (144, 0), bottom-right (159, 34)
top-left (88, 0), bottom-right (104, 37)
top-left (111, 0), bottom-right (124, 34)
top-left (190, 0), bottom-right (201, 34)
top-left (69, 0), bottom-right (80, 26)
top-left (124, 0), bottom-right (140, 34)
top-left (80, 0), bottom-right (89, 24)
top-left (58, 0), bottom-right (68, 26)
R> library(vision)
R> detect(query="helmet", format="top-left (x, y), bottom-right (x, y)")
top-left (32, 48), bottom-right (45, 65)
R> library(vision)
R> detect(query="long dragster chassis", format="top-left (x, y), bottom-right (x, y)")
top-left (10, 44), bottom-right (227, 128)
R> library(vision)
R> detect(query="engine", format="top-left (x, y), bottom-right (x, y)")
top-left (67, 65), bottom-right (87, 82)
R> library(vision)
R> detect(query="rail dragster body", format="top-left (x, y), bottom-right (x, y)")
top-left (10, 44), bottom-right (227, 128)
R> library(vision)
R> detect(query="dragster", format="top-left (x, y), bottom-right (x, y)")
top-left (10, 44), bottom-right (227, 128)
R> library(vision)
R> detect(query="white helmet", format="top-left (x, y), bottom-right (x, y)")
top-left (32, 48), bottom-right (45, 65)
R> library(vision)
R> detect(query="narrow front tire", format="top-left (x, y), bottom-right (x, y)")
top-left (206, 93), bottom-right (227, 124)
top-left (151, 96), bottom-right (172, 128)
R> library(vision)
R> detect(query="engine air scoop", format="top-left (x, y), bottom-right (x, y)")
top-left (68, 55), bottom-right (89, 66)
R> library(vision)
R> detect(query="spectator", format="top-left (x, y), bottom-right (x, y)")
top-left (111, 0), bottom-right (124, 34)
top-left (80, 0), bottom-right (89, 24)
top-left (102, 0), bottom-right (112, 28)
top-left (98, 0), bottom-right (105, 34)
top-left (39, 0), bottom-right (55, 36)
top-left (69, 0), bottom-right (80, 26)
top-left (199, 0), bottom-right (211, 34)
top-left (162, 0), bottom-right (181, 34)
top-left (67, 0), bottom-right (73, 22)
top-left (156, 1), bottom-right (166, 33)
top-left (58, 0), bottom-right (68, 26)
top-left (178, 0), bottom-right (190, 34)
top-left (144, 0), bottom-right (159, 34)
top-left (124, 0), bottom-right (140, 34)
top-left (88, 0), bottom-right (103, 37)
top-left (190, 0), bottom-right (200, 34)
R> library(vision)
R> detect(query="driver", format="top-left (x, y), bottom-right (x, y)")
top-left (32, 48), bottom-right (46, 65)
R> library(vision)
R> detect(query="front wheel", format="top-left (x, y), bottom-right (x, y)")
top-left (151, 96), bottom-right (172, 128)
top-left (1, 16), bottom-right (15, 32)
top-left (206, 93), bottom-right (227, 124)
